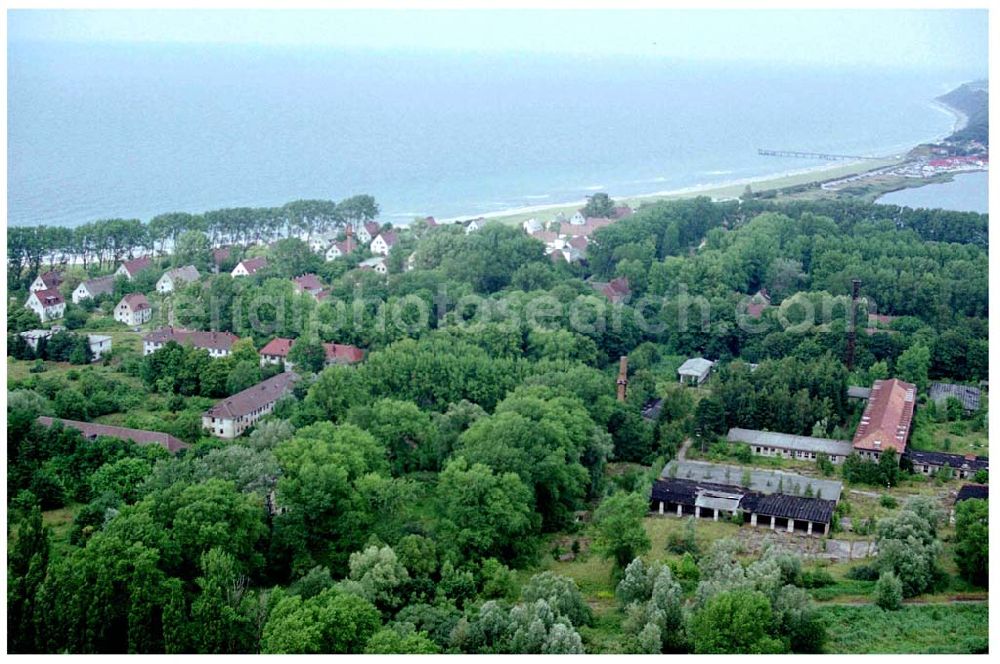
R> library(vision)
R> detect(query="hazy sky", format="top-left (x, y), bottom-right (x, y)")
top-left (8, 9), bottom-right (989, 73)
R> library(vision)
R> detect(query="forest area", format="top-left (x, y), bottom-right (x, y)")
top-left (6, 194), bottom-right (989, 654)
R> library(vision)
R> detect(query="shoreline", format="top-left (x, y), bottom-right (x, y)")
top-left (445, 95), bottom-right (973, 226)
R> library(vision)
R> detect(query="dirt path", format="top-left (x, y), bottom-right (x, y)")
top-left (819, 597), bottom-right (988, 606)
top-left (677, 438), bottom-right (693, 461)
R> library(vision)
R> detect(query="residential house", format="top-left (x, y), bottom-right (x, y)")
top-left (231, 257), bottom-right (268, 277)
top-left (464, 218), bottom-right (483, 234)
top-left (156, 265), bottom-right (201, 294)
top-left (358, 257), bottom-right (388, 275)
top-left (143, 327), bottom-right (240, 357)
top-left (746, 289), bottom-right (772, 319)
top-left (355, 221), bottom-right (381, 245)
top-left (325, 236), bottom-right (358, 261)
top-left (19, 329), bottom-right (53, 352)
top-left (590, 276), bottom-right (631, 304)
top-left (37, 416), bottom-right (189, 453)
top-left (212, 246), bottom-right (232, 273)
top-left (324, 342), bottom-right (364, 365)
top-left (72, 275), bottom-right (116, 304)
top-left (611, 205), bottom-right (634, 220)
top-left (30, 270), bottom-right (64, 293)
top-left (560, 217), bottom-right (615, 238)
top-left (88, 334), bottom-right (113, 361)
top-left (851, 378), bottom-right (917, 462)
top-left (259, 337), bottom-right (294, 370)
top-left (678, 357), bottom-right (713, 386)
top-left (569, 211), bottom-right (586, 225)
top-left (115, 256), bottom-right (153, 281)
top-left (292, 273), bottom-right (324, 297)
top-left (202, 372), bottom-right (299, 439)
top-left (370, 231), bottom-right (399, 256)
top-left (25, 289), bottom-right (65, 322)
top-left (523, 218), bottom-right (543, 234)
top-left (115, 293), bottom-right (152, 326)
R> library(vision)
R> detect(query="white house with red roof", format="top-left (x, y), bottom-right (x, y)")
top-left (115, 293), bottom-right (152, 326)
top-left (231, 256), bottom-right (268, 277)
top-left (326, 236), bottom-right (359, 261)
top-left (370, 230), bottom-right (399, 256)
top-left (142, 327), bottom-right (241, 357)
top-left (72, 275), bottom-right (116, 304)
top-left (852, 378), bottom-right (917, 462)
top-left (202, 372), bottom-right (299, 439)
top-left (259, 337), bottom-right (294, 369)
top-left (292, 273), bottom-right (324, 297)
top-left (25, 289), bottom-right (65, 322)
top-left (355, 221), bottom-right (381, 245)
top-left (115, 256), bottom-right (153, 281)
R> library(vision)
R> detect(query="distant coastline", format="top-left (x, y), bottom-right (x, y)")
top-left (446, 94), bottom-right (973, 226)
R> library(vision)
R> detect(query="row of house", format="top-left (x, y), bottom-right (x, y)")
top-left (525, 205), bottom-right (633, 263)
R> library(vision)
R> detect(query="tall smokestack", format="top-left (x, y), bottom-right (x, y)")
top-left (847, 279), bottom-right (861, 370)
top-left (616, 356), bottom-right (628, 402)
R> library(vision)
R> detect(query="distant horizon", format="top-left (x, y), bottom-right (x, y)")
top-left (7, 8), bottom-right (988, 73)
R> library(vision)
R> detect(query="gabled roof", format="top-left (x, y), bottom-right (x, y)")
top-left (120, 256), bottom-right (152, 275)
top-left (204, 372), bottom-right (298, 420)
top-left (80, 275), bottom-right (117, 296)
top-left (678, 357), bottom-right (713, 376)
top-left (36, 270), bottom-right (64, 290)
top-left (375, 231), bottom-right (399, 247)
top-left (590, 276), bottom-right (631, 303)
top-left (332, 237), bottom-right (358, 255)
top-left (292, 273), bottom-right (324, 292)
top-left (120, 293), bottom-right (150, 311)
top-left (237, 256), bottom-right (268, 274)
top-left (323, 342), bottom-right (364, 364)
top-left (852, 378), bottom-right (917, 455)
top-left (727, 428), bottom-right (855, 457)
top-left (363, 221), bottom-right (381, 236)
top-left (31, 289), bottom-right (65, 307)
top-left (560, 217), bottom-right (616, 237)
top-left (143, 327), bottom-right (240, 351)
top-left (37, 416), bottom-right (189, 453)
top-left (259, 337), bottom-right (293, 358)
top-left (611, 205), bottom-right (633, 220)
top-left (424, 216), bottom-right (438, 227)
top-left (213, 246), bottom-right (232, 266)
top-left (164, 265), bottom-right (201, 284)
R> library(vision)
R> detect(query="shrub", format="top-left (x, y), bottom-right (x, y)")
top-left (666, 517), bottom-right (700, 556)
top-left (879, 495), bottom-right (897, 509)
top-left (874, 572), bottom-right (903, 611)
top-left (800, 568), bottom-right (835, 589)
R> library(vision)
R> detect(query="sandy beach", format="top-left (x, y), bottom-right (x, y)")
top-left (450, 96), bottom-right (971, 228)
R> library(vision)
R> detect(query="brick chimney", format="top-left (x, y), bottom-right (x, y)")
top-left (616, 356), bottom-right (628, 402)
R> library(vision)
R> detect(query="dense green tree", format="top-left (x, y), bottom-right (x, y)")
top-left (953, 498), bottom-right (988, 587)
top-left (592, 491), bottom-right (651, 573)
top-left (689, 589), bottom-right (785, 654)
top-left (260, 588), bottom-right (380, 653)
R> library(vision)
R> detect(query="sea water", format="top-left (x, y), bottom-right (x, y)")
top-left (876, 171), bottom-right (988, 214)
top-left (8, 41), bottom-right (971, 226)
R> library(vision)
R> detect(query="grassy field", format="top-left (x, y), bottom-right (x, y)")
top-left (909, 409), bottom-right (988, 458)
top-left (818, 604), bottom-right (988, 654)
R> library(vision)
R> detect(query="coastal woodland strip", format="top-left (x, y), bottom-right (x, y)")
top-left (7, 195), bottom-right (988, 654)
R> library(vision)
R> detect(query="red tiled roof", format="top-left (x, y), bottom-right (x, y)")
top-left (364, 221), bottom-right (381, 237)
top-left (37, 271), bottom-right (64, 290)
top-left (259, 337), bottom-right (293, 358)
top-left (334, 237), bottom-right (358, 255)
top-left (560, 217), bottom-right (616, 237)
top-left (143, 327), bottom-right (240, 351)
top-left (611, 206), bottom-right (633, 219)
top-left (746, 302), bottom-right (768, 319)
top-left (37, 416), bottom-right (189, 453)
top-left (121, 293), bottom-right (150, 311)
top-left (532, 231), bottom-right (559, 243)
top-left (323, 342), bottom-right (364, 364)
top-left (868, 313), bottom-right (899, 327)
top-left (591, 276), bottom-right (631, 303)
top-left (852, 378), bottom-right (917, 455)
top-left (568, 236), bottom-right (589, 251)
top-left (292, 273), bottom-right (323, 292)
top-left (377, 231), bottom-right (399, 247)
top-left (121, 256), bottom-right (152, 276)
top-left (238, 257), bottom-right (268, 274)
top-left (32, 288), bottom-right (65, 307)
top-left (425, 216), bottom-right (438, 227)
top-left (213, 246), bottom-right (232, 265)
top-left (204, 372), bottom-right (299, 420)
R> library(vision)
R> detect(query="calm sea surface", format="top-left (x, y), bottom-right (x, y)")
top-left (876, 171), bottom-right (988, 214)
top-left (8, 42), bottom-right (970, 226)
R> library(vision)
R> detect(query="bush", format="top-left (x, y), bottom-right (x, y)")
top-left (879, 495), bottom-right (897, 509)
top-left (666, 517), bottom-right (700, 556)
top-left (800, 568), bottom-right (835, 589)
top-left (874, 572), bottom-right (903, 611)
top-left (846, 564), bottom-right (880, 582)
